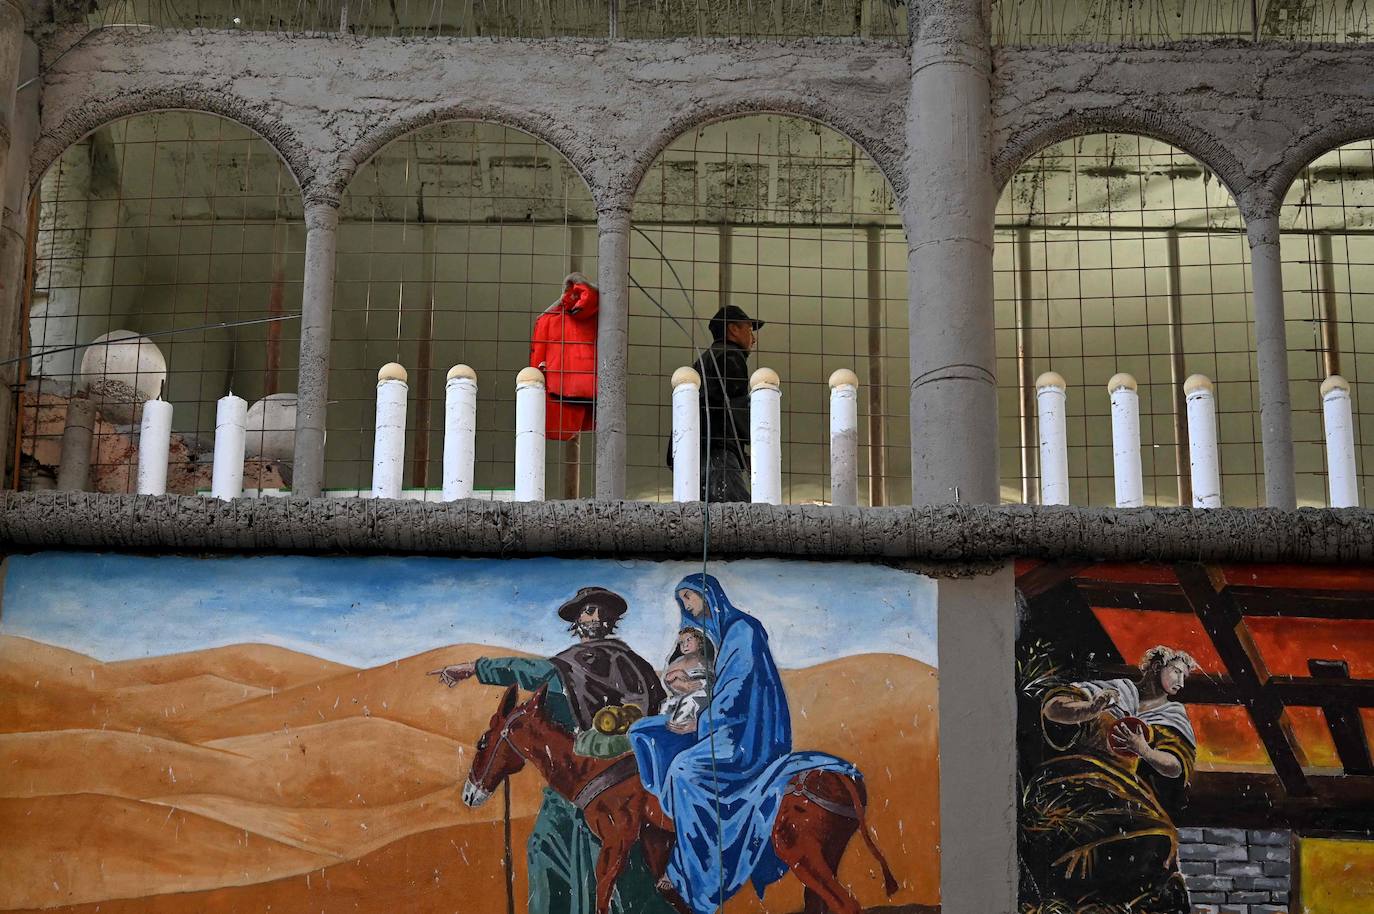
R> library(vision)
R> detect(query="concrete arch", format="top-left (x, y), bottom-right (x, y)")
top-left (1268, 121), bottom-right (1374, 205)
top-left (993, 109), bottom-right (1252, 209)
top-left (31, 90), bottom-right (312, 203)
top-left (329, 103), bottom-right (598, 208)
top-left (621, 98), bottom-right (908, 212)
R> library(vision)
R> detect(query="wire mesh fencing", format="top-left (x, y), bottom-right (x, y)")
top-left (991, 0), bottom-right (1372, 44)
top-left (21, 111), bottom-right (305, 494)
top-left (994, 133), bottom-right (1260, 507)
top-left (1281, 137), bottom-right (1374, 507)
top-left (629, 114), bottom-right (909, 505)
top-left (329, 121), bottom-right (597, 499)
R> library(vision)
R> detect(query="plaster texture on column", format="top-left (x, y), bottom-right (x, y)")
top-left (1245, 206), bottom-right (1297, 510)
top-left (443, 365), bottom-right (478, 502)
top-left (0, 34), bottom-right (34, 475)
top-left (906, 0), bottom-right (998, 508)
top-left (1185, 374), bottom-right (1222, 509)
top-left (595, 204), bottom-right (630, 499)
top-left (515, 366), bottom-right (547, 502)
top-left (292, 201), bottom-right (339, 498)
top-left (1108, 373), bottom-right (1144, 508)
top-left (670, 366), bottom-right (701, 503)
top-left (749, 367), bottom-right (782, 506)
top-left (1321, 375), bottom-right (1359, 508)
top-left (370, 364), bottom-right (408, 500)
top-left (211, 393), bottom-right (248, 500)
top-left (937, 563), bottom-right (1017, 914)
top-left (6, 493), bottom-right (1374, 564)
top-left (828, 369), bottom-right (859, 507)
top-left (136, 398), bottom-right (173, 496)
top-left (56, 395), bottom-right (94, 491)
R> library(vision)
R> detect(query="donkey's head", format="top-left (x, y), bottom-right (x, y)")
top-left (463, 683), bottom-right (549, 807)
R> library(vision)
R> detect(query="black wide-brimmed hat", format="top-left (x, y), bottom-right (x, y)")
top-left (557, 586), bottom-right (628, 623)
top-left (708, 304), bottom-right (765, 340)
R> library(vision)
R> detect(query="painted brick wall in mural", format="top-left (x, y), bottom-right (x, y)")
top-left (0, 554), bottom-right (938, 914)
top-left (1015, 561), bottom-right (1374, 914)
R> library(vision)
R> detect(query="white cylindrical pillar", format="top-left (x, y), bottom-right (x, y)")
top-left (1036, 371), bottom-right (1069, 506)
top-left (1108, 373), bottom-right (1144, 508)
top-left (211, 393), bottom-right (248, 500)
top-left (750, 368), bottom-right (782, 505)
top-left (1321, 374), bottom-right (1359, 508)
top-left (671, 366), bottom-right (701, 503)
top-left (829, 369), bottom-right (859, 507)
top-left (1185, 374), bottom-right (1222, 508)
top-left (371, 363), bottom-right (408, 499)
top-left (443, 365), bottom-right (478, 502)
top-left (136, 398), bottom-right (174, 496)
top-left (515, 367), bottom-right (546, 502)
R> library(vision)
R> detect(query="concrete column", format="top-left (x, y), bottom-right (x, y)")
top-left (595, 202), bottom-right (630, 499)
top-left (1245, 203), bottom-right (1297, 509)
top-left (670, 366), bottom-right (701, 503)
top-left (292, 200), bottom-right (340, 498)
top-left (371, 363), bottom-right (408, 500)
top-left (515, 367), bottom-right (546, 502)
top-left (0, 34), bottom-right (36, 480)
top-left (0, 0), bottom-right (26, 222)
top-left (1321, 374), bottom-right (1358, 508)
top-left (829, 368), bottom-right (859, 506)
top-left (937, 563), bottom-right (1017, 914)
top-left (749, 367), bottom-right (782, 505)
top-left (905, 0), bottom-right (997, 506)
top-left (56, 395), bottom-right (94, 491)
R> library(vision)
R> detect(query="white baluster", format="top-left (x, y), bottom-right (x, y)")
top-left (1108, 373), bottom-right (1143, 508)
top-left (371, 363), bottom-right (408, 499)
top-left (671, 366), bottom-right (701, 503)
top-left (443, 365), bottom-right (478, 502)
top-left (515, 367), bottom-right (546, 502)
top-left (211, 393), bottom-right (247, 500)
top-left (1184, 374), bottom-right (1221, 508)
top-left (136, 398), bottom-right (174, 496)
top-left (1036, 371), bottom-right (1069, 505)
top-left (1322, 374), bottom-right (1359, 508)
top-left (828, 368), bottom-right (859, 507)
top-left (749, 368), bottom-right (782, 505)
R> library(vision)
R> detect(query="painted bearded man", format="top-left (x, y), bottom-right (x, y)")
top-left (431, 587), bottom-right (669, 914)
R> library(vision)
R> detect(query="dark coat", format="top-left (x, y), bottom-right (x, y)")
top-left (548, 637), bottom-right (667, 732)
top-left (666, 338), bottom-right (752, 468)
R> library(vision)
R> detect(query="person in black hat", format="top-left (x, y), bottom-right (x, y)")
top-left (429, 586), bottom-right (667, 914)
top-left (674, 304), bottom-right (765, 502)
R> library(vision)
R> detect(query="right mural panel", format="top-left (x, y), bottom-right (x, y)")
top-left (1015, 561), bottom-right (1374, 914)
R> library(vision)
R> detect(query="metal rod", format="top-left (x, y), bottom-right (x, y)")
top-left (1015, 228), bottom-right (1038, 504)
top-left (1, 314), bottom-right (303, 368)
top-left (410, 222), bottom-right (437, 488)
top-left (563, 435), bottom-right (581, 500)
top-left (10, 195), bottom-right (38, 491)
top-left (718, 222), bottom-right (732, 302)
top-left (1166, 230), bottom-right (1192, 507)
top-left (1317, 233), bottom-right (1342, 379)
top-left (864, 226), bottom-right (886, 506)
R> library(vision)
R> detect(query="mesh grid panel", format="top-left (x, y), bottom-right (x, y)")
top-left (994, 133), bottom-right (1260, 507)
top-left (1281, 137), bottom-right (1374, 507)
top-left (629, 114), bottom-right (908, 504)
top-left (22, 111), bottom-right (305, 494)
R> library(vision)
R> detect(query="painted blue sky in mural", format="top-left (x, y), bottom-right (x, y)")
top-left (0, 554), bottom-right (936, 669)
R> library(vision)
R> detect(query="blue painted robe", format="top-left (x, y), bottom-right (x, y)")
top-left (629, 573), bottom-right (855, 914)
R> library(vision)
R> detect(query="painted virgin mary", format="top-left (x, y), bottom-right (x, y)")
top-left (1020, 646), bottom-right (1200, 914)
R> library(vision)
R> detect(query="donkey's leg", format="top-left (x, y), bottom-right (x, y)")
top-left (640, 826), bottom-right (693, 914)
top-left (593, 836), bottom-right (632, 914)
top-left (774, 785), bottom-right (861, 914)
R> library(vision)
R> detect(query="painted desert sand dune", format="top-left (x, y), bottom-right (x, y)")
top-left (0, 637), bottom-right (938, 912)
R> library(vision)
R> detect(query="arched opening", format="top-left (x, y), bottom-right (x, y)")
top-left (19, 110), bottom-right (305, 493)
top-left (328, 121), bottom-right (596, 497)
top-left (629, 113), bottom-right (908, 504)
top-left (994, 132), bottom-right (1259, 506)
top-left (1280, 136), bottom-right (1374, 506)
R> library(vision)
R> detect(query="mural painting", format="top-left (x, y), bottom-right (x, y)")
top-left (0, 554), bottom-right (939, 914)
top-left (1015, 561), bottom-right (1374, 914)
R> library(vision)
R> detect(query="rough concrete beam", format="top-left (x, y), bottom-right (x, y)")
top-left (2, 492), bottom-right (1372, 563)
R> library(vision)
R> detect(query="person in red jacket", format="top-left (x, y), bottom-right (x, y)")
top-left (530, 272), bottom-right (599, 440)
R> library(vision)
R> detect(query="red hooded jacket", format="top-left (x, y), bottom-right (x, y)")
top-left (531, 275), bottom-right (599, 399)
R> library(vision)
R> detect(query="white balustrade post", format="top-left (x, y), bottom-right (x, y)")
top-left (371, 362), bottom-right (408, 499)
top-left (211, 393), bottom-right (248, 500)
top-left (1185, 374), bottom-right (1222, 508)
top-left (1036, 371), bottom-right (1069, 505)
top-left (136, 398), bottom-right (173, 495)
top-left (443, 364), bottom-right (478, 502)
top-left (671, 366), bottom-right (701, 503)
top-left (749, 368), bottom-right (782, 505)
top-left (1322, 374), bottom-right (1359, 508)
top-left (829, 368), bottom-right (859, 506)
top-left (515, 367), bottom-right (546, 502)
top-left (1108, 373), bottom-right (1144, 508)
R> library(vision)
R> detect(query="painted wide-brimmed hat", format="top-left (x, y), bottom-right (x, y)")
top-left (557, 586), bottom-right (628, 623)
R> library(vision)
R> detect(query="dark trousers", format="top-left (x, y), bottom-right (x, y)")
top-left (701, 449), bottom-right (751, 503)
